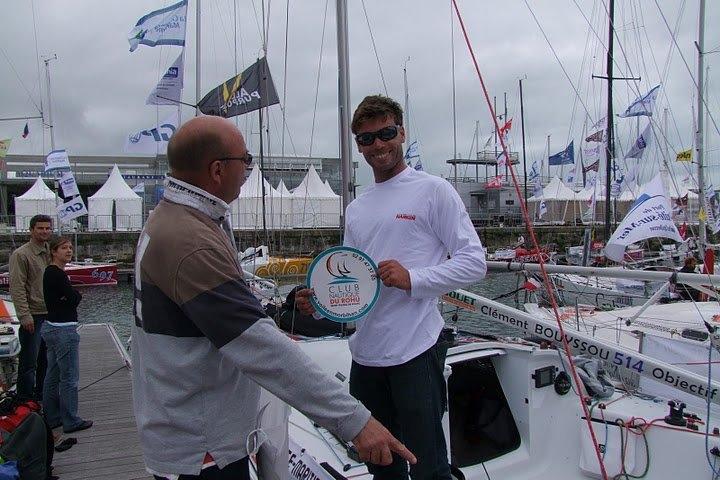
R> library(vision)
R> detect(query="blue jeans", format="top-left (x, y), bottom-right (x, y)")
top-left (17, 314), bottom-right (47, 400)
top-left (350, 341), bottom-right (452, 480)
top-left (41, 323), bottom-right (84, 431)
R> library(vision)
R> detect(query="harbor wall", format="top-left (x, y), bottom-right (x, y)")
top-left (0, 226), bottom-right (591, 265)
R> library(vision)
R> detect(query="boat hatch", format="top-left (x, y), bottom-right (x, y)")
top-left (447, 347), bottom-right (506, 365)
top-left (448, 353), bottom-right (521, 468)
top-left (681, 328), bottom-right (709, 342)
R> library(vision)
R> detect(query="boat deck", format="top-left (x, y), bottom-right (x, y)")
top-left (52, 323), bottom-right (150, 480)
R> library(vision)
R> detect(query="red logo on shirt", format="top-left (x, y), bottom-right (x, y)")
top-left (396, 213), bottom-right (416, 221)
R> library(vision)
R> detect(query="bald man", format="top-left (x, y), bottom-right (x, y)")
top-left (130, 116), bottom-right (414, 480)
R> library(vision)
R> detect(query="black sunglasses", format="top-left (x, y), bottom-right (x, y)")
top-left (217, 153), bottom-right (253, 166)
top-left (355, 125), bottom-right (401, 147)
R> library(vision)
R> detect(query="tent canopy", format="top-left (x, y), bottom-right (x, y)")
top-left (528, 176), bottom-right (577, 201)
top-left (14, 177), bottom-right (59, 231)
top-left (88, 165), bottom-right (143, 231)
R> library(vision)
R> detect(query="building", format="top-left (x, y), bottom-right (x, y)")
top-left (0, 153), bottom-right (340, 220)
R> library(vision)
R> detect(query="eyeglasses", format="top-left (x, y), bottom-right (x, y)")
top-left (217, 153), bottom-right (253, 166)
top-left (355, 125), bottom-right (401, 147)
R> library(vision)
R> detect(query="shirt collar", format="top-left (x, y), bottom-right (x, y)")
top-left (163, 176), bottom-right (230, 223)
top-left (28, 241), bottom-right (48, 255)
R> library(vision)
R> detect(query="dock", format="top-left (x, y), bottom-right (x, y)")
top-left (52, 323), bottom-right (150, 480)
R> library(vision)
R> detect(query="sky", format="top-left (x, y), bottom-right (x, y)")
top-left (1, 0), bottom-right (719, 191)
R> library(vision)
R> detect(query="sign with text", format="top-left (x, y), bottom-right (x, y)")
top-left (57, 196), bottom-right (88, 224)
top-left (306, 246), bottom-right (380, 323)
top-left (45, 149), bottom-right (71, 172)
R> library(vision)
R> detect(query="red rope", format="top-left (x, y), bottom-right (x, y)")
top-left (450, 2), bottom-right (609, 478)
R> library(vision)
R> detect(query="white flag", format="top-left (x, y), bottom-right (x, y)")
top-left (590, 116), bottom-right (607, 131)
top-left (57, 196), bottom-right (88, 224)
top-left (403, 140), bottom-right (420, 160)
top-left (124, 111), bottom-right (179, 154)
top-left (58, 171), bottom-right (80, 198)
top-left (147, 51), bottom-right (185, 105)
top-left (538, 200), bottom-right (547, 219)
top-left (45, 149), bottom-right (71, 172)
top-left (565, 164), bottom-right (576, 185)
top-left (625, 123), bottom-right (653, 159)
top-left (128, 0), bottom-right (188, 52)
top-left (604, 174), bottom-right (682, 262)
top-left (133, 182), bottom-right (146, 194)
top-left (618, 85), bottom-right (661, 118)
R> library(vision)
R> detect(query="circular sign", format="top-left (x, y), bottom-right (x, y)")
top-left (306, 246), bottom-right (380, 323)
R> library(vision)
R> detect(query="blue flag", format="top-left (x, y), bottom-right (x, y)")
top-left (404, 140), bottom-right (420, 160)
top-left (548, 141), bottom-right (574, 166)
top-left (414, 159), bottom-right (423, 171)
top-left (625, 123), bottom-right (652, 159)
top-left (618, 85), bottom-right (660, 118)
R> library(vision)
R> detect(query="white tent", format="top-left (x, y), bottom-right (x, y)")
top-left (527, 176), bottom-right (578, 223)
top-left (14, 177), bottom-right (59, 231)
top-left (88, 165), bottom-right (143, 231)
top-left (276, 180), bottom-right (294, 229)
top-left (292, 165), bottom-right (341, 227)
top-left (231, 167), bottom-right (283, 230)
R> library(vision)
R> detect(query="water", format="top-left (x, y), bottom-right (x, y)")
top-left (77, 273), bottom-right (527, 345)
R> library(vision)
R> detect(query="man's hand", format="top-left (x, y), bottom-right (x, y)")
top-left (352, 417), bottom-right (416, 466)
top-left (20, 317), bottom-right (34, 334)
top-left (377, 260), bottom-right (411, 290)
top-left (294, 288), bottom-right (317, 316)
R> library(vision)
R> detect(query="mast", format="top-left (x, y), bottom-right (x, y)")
top-left (603, 0), bottom-right (615, 241)
top-left (43, 55), bottom-right (57, 151)
top-left (403, 58), bottom-right (411, 146)
top-left (696, 0), bottom-right (706, 252)
top-left (195, 0), bottom-right (201, 116)
top-left (336, 0), bottom-right (353, 219)
top-left (520, 78), bottom-right (527, 204)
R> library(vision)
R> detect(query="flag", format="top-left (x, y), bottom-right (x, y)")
top-left (604, 174), bottom-right (682, 262)
top-left (56, 196), bottom-right (88, 224)
top-left (583, 160), bottom-right (599, 173)
top-left (522, 277), bottom-right (541, 291)
top-left (132, 182), bottom-right (146, 195)
top-left (124, 110), bottom-right (179, 154)
top-left (548, 141), bottom-right (574, 166)
top-left (22, 123), bottom-right (29, 138)
top-left (486, 176), bottom-right (502, 189)
top-left (414, 159), bottom-right (423, 171)
top-left (128, 0), bottom-right (188, 52)
top-left (699, 208), bottom-right (707, 222)
top-left (565, 164), bottom-right (576, 185)
top-left (610, 175), bottom-right (624, 199)
top-left (679, 222), bottom-right (687, 240)
top-left (625, 123), bottom-right (652, 159)
top-left (147, 51), bottom-right (185, 105)
top-left (676, 149), bottom-right (692, 162)
top-left (538, 200), bottom-right (548, 219)
top-left (496, 150), bottom-right (509, 170)
top-left (590, 117), bottom-right (607, 131)
top-left (45, 149), bottom-right (71, 172)
top-left (618, 85), bottom-right (661, 118)
top-left (498, 118), bottom-right (512, 139)
top-left (198, 57), bottom-right (280, 118)
top-left (58, 171), bottom-right (80, 197)
top-left (404, 140), bottom-right (419, 160)
top-left (483, 133), bottom-right (493, 149)
top-left (0, 139), bottom-right (11, 158)
top-left (585, 130), bottom-right (604, 143)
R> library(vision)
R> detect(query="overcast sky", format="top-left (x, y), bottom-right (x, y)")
top-left (2, 0), bottom-right (719, 190)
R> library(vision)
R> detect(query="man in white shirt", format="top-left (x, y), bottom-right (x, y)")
top-left (298, 95), bottom-right (486, 479)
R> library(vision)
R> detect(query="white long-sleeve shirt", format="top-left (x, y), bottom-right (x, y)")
top-left (344, 167), bottom-right (486, 366)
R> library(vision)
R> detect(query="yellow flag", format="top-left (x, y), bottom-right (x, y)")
top-left (0, 138), bottom-right (10, 158)
top-left (676, 149), bottom-right (692, 162)
top-left (699, 208), bottom-right (707, 222)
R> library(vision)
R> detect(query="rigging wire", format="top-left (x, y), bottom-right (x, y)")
top-left (359, 0), bottom-right (389, 96)
top-left (522, 1), bottom-right (595, 131)
top-left (0, 47), bottom-right (42, 115)
top-left (30, 0), bottom-right (43, 118)
top-left (309, 0), bottom-right (330, 157)
top-left (653, 0), bottom-right (720, 140)
top-left (454, 2), bottom-right (609, 478)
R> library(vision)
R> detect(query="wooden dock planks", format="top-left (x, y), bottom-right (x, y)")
top-left (51, 323), bottom-right (150, 480)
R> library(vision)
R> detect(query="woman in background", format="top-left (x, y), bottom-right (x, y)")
top-left (42, 237), bottom-right (92, 442)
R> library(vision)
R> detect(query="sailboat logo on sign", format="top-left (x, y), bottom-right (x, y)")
top-left (326, 253), bottom-right (358, 284)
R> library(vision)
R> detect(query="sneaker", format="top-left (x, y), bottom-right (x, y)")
top-left (64, 420), bottom-right (93, 433)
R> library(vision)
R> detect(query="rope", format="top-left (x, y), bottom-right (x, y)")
top-left (451, 2), bottom-right (609, 478)
top-left (78, 364), bottom-right (127, 392)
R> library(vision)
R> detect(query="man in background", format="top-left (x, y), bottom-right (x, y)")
top-left (9, 214), bottom-right (52, 400)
